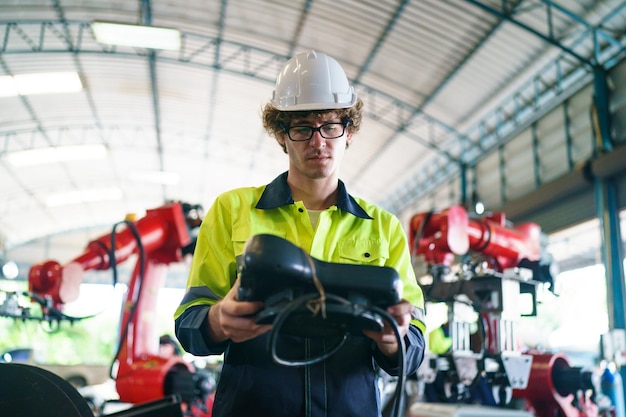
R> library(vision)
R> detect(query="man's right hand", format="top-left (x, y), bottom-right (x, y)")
top-left (207, 278), bottom-right (272, 343)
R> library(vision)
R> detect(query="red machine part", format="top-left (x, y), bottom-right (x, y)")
top-left (513, 352), bottom-right (599, 417)
top-left (26, 202), bottom-right (211, 415)
top-left (28, 203), bottom-right (189, 307)
top-left (409, 205), bottom-right (541, 271)
top-left (409, 206), bottom-right (599, 417)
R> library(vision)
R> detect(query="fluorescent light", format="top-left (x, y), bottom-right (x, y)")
top-left (0, 76), bottom-right (18, 97)
top-left (129, 170), bottom-right (180, 185)
top-left (46, 187), bottom-right (123, 207)
top-left (92, 20), bottom-right (181, 51)
top-left (0, 72), bottom-right (82, 97)
top-left (6, 144), bottom-right (108, 167)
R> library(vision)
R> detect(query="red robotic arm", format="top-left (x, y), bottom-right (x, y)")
top-left (28, 202), bottom-right (190, 307)
top-left (25, 202), bottom-right (211, 413)
top-left (409, 205), bottom-right (541, 272)
top-left (409, 206), bottom-right (598, 417)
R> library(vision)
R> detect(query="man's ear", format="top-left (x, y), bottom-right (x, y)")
top-left (276, 135), bottom-right (288, 153)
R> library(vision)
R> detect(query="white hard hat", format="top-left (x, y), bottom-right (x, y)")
top-left (271, 50), bottom-right (357, 111)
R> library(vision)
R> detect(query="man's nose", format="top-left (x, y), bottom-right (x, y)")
top-left (309, 130), bottom-right (326, 147)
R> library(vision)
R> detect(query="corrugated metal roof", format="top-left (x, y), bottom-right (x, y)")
top-left (0, 0), bottom-right (624, 257)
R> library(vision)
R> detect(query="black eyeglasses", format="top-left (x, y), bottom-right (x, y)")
top-left (282, 121), bottom-right (350, 142)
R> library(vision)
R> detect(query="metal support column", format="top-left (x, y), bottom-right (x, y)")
top-left (592, 65), bottom-right (626, 407)
top-left (459, 163), bottom-right (468, 209)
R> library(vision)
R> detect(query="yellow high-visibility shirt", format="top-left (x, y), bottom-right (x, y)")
top-left (175, 171), bottom-right (425, 332)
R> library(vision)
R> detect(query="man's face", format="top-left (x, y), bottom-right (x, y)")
top-left (278, 112), bottom-right (352, 180)
top-left (159, 343), bottom-right (176, 358)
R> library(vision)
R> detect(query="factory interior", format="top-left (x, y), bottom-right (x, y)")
top-left (0, 1), bottom-right (626, 416)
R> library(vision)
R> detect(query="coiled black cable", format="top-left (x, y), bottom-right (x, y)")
top-left (268, 293), bottom-right (350, 367)
top-left (371, 305), bottom-right (406, 417)
top-left (267, 292), bottom-right (406, 417)
top-left (107, 220), bottom-right (146, 380)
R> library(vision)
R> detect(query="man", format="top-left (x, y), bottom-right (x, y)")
top-left (174, 50), bottom-right (426, 417)
top-left (159, 334), bottom-right (182, 358)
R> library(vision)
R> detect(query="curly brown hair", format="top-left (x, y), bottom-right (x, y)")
top-left (261, 98), bottom-right (364, 153)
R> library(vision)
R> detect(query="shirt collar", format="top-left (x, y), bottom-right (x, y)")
top-left (256, 171), bottom-right (373, 220)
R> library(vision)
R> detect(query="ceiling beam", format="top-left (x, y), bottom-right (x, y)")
top-left (349, 0), bottom-right (519, 199)
top-left (353, 0), bottom-right (410, 84)
top-left (465, 0), bottom-right (593, 67)
top-left (139, 0), bottom-right (167, 200)
top-left (0, 20), bottom-right (470, 160)
top-left (203, 0), bottom-right (228, 150)
top-left (382, 0), bottom-right (626, 214)
top-left (288, 0), bottom-right (313, 57)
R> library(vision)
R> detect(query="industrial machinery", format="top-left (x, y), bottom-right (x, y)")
top-left (407, 205), bottom-right (605, 417)
top-left (237, 233), bottom-right (403, 338)
top-left (236, 233), bottom-right (408, 417)
top-left (0, 201), bottom-right (213, 417)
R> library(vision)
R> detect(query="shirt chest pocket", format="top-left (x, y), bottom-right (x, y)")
top-left (337, 239), bottom-right (389, 266)
top-left (232, 224), bottom-right (287, 258)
